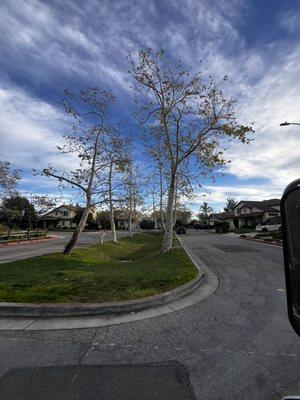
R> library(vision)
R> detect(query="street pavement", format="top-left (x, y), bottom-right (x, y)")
top-left (0, 230), bottom-right (299, 399)
top-left (0, 230), bottom-right (130, 263)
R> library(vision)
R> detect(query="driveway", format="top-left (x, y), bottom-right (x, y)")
top-left (0, 230), bottom-right (299, 399)
top-left (0, 230), bottom-right (130, 263)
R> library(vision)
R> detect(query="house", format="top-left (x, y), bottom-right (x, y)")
top-left (233, 199), bottom-right (281, 228)
top-left (40, 204), bottom-right (96, 229)
top-left (209, 212), bottom-right (235, 229)
top-left (97, 209), bottom-right (139, 230)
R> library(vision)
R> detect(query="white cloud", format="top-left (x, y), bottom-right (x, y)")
top-left (279, 9), bottom-right (300, 33)
top-left (191, 182), bottom-right (283, 213)
top-left (0, 84), bottom-right (84, 200)
top-left (0, 85), bottom-right (68, 168)
top-left (222, 43), bottom-right (300, 188)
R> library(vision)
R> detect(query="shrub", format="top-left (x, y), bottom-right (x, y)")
top-left (272, 231), bottom-right (282, 240)
top-left (0, 223), bottom-right (8, 232)
top-left (215, 220), bottom-right (229, 233)
top-left (139, 219), bottom-right (155, 229)
top-left (235, 227), bottom-right (256, 234)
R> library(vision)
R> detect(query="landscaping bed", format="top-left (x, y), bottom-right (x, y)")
top-left (0, 232), bottom-right (197, 303)
top-left (240, 231), bottom-right (282, 246)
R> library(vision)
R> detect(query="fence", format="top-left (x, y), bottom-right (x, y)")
top-left (0, 229), bottom-right (47, 243)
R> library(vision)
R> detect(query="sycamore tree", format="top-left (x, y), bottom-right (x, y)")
top-left (42, 87), bottom-right (117, 255)
top-left (129, 49), bottom-right (253, 253)
top-left (0, 161), bottom-right (20, 197)
top-left (101, 131), bottom-right (129, 243)
top-left (145, 129), bottom-right (168, 231)
top-left (123, 159), bottom-right (144, 238)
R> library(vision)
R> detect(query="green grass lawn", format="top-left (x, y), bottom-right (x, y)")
top-left (0, 233), bottom-right (197, 303)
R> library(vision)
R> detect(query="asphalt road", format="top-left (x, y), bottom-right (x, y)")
top-left (0, 230), bottom-right (130, 263)
top-left (0, 230), bottom-right (299, 399)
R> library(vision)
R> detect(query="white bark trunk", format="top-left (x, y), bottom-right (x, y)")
top-left (159, 164), bottom-right (165, 232)
top-left (128, 186), bottom-right (133, 238)
top-left (153, 192), bottom-right (158, 233)
top-left (137, 220), bottom-right (141, 232)
top-left (110, 207), bottom-right (117, 243)
top-left (172, 180), bottom-right (178, 228)
top-left (128, 211), bottom-right (133, 238)
top-left (108, 162), bottom-right (117, 243)
top-left (64, 204), bottom-right (91, 255)
top-left (161, 174), bottom-right (176, 254)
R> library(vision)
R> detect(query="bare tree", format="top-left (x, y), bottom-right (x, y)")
top-left (101, 132), bottom-right (129, 243)
top-left (143, 126), bottom-right (168, 231)
top-left (129, 49), bottom-right (253, 253)
top-left (0, 161), bottom-right (20, 197)
top-left (224, 197), bottom-right (237, 213)
top-left (42, 87), bottom-right (116, 255)
top-left (123, 160), bottom-right (144, 238)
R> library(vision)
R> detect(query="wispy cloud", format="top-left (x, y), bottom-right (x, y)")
top-left (279, 9), bottom-right (300, 33)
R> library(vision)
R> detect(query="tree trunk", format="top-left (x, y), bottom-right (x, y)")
top-left (110, 207), bottom-right (117, 243)
top-left (108, 162), bottom-right (117, 243)
top-left (154, 212), bottom-right (158, 233)
top-left (173, 197), bottom-right (177, 228)
top-left (172, 181), bottom-right (178, 228)
top-left (26, 224), bottom-right (30, 240)
top-left (161, 174), bottom-right (176, 254)
top-left (159, 165), bottom-right (165, 232)
top-left (128, 210), bottom-right (133, 238)
top-left (128, 187), bottom-right (133, 238)
top-left (153, 192), bottom-right (158, 233)
top-left (64, 204), bottom-right (91, 255)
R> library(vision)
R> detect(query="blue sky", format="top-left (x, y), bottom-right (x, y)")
top-left (1, 0), bottom-right (300, 213)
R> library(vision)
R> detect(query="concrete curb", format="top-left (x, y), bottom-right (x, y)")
top-left (0, 242), bottom-right (204, 318)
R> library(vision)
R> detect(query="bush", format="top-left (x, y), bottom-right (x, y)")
top-left (272, 231), bottom-right (282, 240)
top-left (0, 223), bottom-right (8, 232)
top-left (235, 227), bottom-right (256, 234)
top-left (214, 221), bottom-right (229, 233)
top-left (139, 219), bottom-right (155, 229)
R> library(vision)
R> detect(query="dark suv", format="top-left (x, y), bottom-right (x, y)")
top-left (176, 226), bottom-right (186, 234)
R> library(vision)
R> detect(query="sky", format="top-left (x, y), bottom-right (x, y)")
top-left (0, 0), bottom-right (300, 213)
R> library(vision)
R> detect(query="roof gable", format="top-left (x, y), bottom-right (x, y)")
top-left (234, 199), bottom-right (280, 212)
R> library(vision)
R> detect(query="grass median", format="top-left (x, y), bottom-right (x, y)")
top-left (0, 232), bottom-right (197, 303)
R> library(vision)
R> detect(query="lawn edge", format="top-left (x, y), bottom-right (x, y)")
top-left (0, 236), bottom-right (204, 317)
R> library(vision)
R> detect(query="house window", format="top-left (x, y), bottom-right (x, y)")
top-left (237, 209), bottom-right (241, 214)
top-left (63, 211), bottom-right (69, 216)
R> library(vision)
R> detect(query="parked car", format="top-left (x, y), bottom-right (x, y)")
top-left (256, 222), bottom-right (281, 233)
top-left (176, 226), bottom-right (186, 234)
